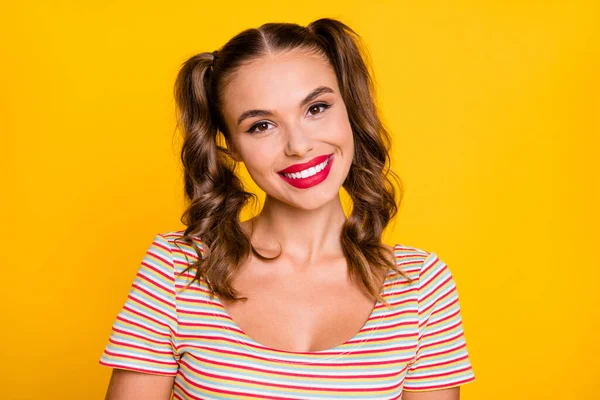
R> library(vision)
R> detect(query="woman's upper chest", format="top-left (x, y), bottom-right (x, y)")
top-left (216, 255), bottom-right (387, 353)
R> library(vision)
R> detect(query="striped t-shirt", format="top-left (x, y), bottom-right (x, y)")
top-left (99, 230), bottom-right (475, 399)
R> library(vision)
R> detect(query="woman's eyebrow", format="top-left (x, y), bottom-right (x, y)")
top-left (236, 86), bottom-right (335, 126)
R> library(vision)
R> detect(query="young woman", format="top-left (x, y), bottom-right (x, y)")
top-left (100, 18), bottom-right (475, 400)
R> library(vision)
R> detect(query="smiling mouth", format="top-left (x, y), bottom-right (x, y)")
top-left (277, 154), bottom-right (334, 189)
top-left (278, 154), bottom-right (332, 179)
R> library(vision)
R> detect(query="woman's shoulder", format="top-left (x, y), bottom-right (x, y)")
top-left (386, 242), bottom-right (438, 282)
top-left (391, 242), bottom-right (431, 262)
top-left (157, 231), bottom-right (433, 262)
top-left (158, 229), bottom-right (203, 242)
top-left (159, 228), bottom-right (201, 241)
top-left (155, 229), bottom-right (206, 260)
top-left (155, 231), bottom-right (436, 277)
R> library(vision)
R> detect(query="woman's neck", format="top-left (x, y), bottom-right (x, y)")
top-left (245, 194), bottom-right (348, 264)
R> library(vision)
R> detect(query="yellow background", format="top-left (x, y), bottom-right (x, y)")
top-left (1, 1), bottom-right (598, 399)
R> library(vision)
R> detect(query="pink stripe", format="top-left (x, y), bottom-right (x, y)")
top-left (102, 349), bottom-right (176, 366)
top-left (404, 374), bottom-right (475, 389)
top-left (99, 360), bottom-right (176, 375)
top-left (179, 358), bottom-right (404, 393)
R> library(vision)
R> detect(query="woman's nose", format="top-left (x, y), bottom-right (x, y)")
top-left (283, 123), bottom-right (313, 157)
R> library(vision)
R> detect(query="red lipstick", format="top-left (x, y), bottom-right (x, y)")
top-left (277, 153), bottom-right (334, 189)
top-left (277, 154), bottom-right (332, 174)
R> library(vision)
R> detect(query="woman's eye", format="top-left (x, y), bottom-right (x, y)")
top-left (308, 103), bottom-right (331, 116)
top-left (247, 121), bottom-right (274, 134)
top-left (246, 103), bottom-right (331, 134)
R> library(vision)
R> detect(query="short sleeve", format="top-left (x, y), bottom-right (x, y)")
top-left (99, 233), bottom-right (179, 375)
top-left (403, 252), bottom-right (476, 391)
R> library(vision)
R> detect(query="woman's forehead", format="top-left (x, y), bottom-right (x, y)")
top-left (221, 51), bottom-right (338, 115)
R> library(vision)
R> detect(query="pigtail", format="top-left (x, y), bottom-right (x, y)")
top-left (173, 52), bottom-right (258, 301)
top-left (309, 18), bottom-right (412, 303)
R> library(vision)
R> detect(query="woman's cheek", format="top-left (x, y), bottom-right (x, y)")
top-left (242, 148), bottom-right (276, 178)
top-left (325, 112), bottom-right (353, 143)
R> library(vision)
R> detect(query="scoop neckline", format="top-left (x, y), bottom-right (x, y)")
top-left (207, 248), bottom-right (399, 357)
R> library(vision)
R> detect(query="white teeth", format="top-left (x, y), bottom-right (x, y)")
top-left (282, 157), bottom-right (330, 179)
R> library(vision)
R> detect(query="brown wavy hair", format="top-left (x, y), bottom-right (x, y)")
top-left (172, 17), bottom-right (413, 307)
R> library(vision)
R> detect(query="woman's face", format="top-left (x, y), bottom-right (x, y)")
top-left (220, 48), bottom-right (354, 211)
